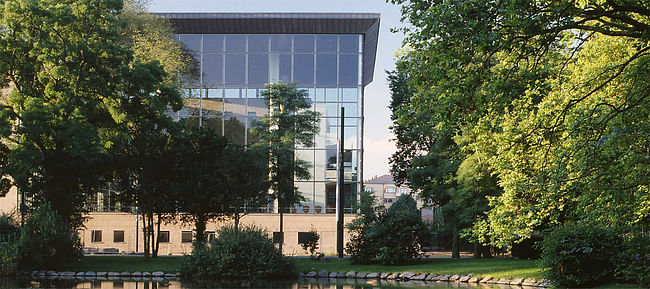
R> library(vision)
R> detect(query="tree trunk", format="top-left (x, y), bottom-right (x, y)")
top-left (194, 214), bottom-right (207, 246)
top-left (451, 225), bottom-right (460, 259)
top-left (234, 211), bottom-right (240, 230)
top-left (153, 212), bottom-right (161, 257)
top-left (142, 210), bottom-right (149, 258)
top-left (279, 208), bottom-right (284, 255)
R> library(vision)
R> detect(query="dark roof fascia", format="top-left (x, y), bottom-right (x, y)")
top-left (155, 13), bottom-right (380, 87)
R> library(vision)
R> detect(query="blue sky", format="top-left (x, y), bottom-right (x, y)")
top-left (148, 0), bottom-right (406, 179)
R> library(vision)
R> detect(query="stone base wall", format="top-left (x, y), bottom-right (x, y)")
top-left (81, 212), bottom-right (356, 256)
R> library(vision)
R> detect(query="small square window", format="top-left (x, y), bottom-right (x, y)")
top-left (158, 231), bottom-right (170, 243)
top-left (206, 231), bottom-right (216, 242)
top-left (298, 232), bottom-right (314, 244)
top-left (181, 231), bottom-right (193, 243)
top-left (113, 230), bottom-right (124, 243)
top-left (272, 232), bottom-right (284, 244)
top-left (91, 230), bottom-right (102, 243)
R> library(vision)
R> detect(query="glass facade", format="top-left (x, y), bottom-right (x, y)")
top-left (175, 33), bottom-right (363, 214)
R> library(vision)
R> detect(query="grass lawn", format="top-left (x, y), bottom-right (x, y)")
top-left (57, 256), bottom-right (184, 273)
top-left (293, 258), bottom-right (544, 279)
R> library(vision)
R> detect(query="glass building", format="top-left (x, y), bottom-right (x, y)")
top-left (161, 13), bottom-right (380, 214)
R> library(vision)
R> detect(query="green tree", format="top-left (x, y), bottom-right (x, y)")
top-left (345, 190), bottom-right (382, 264)
top-left (251, 83), bottom-right (320, 254)
top-left (388, 0), bottom-right (650, 251)
top-left (0, 0), bottom-right (177, 228)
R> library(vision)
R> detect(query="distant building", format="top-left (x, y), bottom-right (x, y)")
top-left (365, 174), bottom-right (413, 208)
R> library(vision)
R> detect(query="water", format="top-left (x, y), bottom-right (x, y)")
top-left (0, 277), bottom-right (530, 289)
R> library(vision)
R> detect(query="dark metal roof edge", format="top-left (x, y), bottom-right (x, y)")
top-left (155, 12), bottom-right (381, 19)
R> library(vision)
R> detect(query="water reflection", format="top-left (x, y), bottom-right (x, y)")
top-left (0, 278), bottom-right (531, 289)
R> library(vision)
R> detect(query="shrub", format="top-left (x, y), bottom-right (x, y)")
top-left (539, 222), bottom-right (622, 288)
top-left (181, 225), bottom-right (294, 280)
top-left (614, 234), bottom-right (650, 286)
top-left (0, 214), bottom-right (19, 274)
top-left (16, 203), bottom-right (82, 270)
top-left (374, 194), bottom-right (431, 265)
top-left (511, 234), bottom-right (542, 259)
top-left (345, 190), bottom-right (380, 264)
top-left (299, 229), bottom-right (319, 258)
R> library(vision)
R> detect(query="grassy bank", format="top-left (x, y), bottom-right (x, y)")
top-left (294, 258), bottom-right (543, 279)
top-left (57, 256), bottom-right (183, 273)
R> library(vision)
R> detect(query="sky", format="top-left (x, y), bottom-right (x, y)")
top-left (148, 0), bottom-right (406, 180)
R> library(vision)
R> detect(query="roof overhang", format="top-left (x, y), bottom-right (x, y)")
top-left (156, 13), bottom-right (380, 87)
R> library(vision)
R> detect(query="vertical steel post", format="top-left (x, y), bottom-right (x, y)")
top-left (337, 107), bottom-right (345, 258)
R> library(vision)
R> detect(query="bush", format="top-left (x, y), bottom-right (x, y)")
top-left (346, 190), bottom-right (380, 264)
top-left (181, 225), bottom-right (294, 280)
top-left (299, 229), bottom-right (319, 258)
top-left (540, 222), bottom-right (622, 288)
top-left (0, 214), bottom-right (19, 274)
top-left (614, 234), bottom-right (650, 286)
top-left (16, 204), bottom-right (82, 270)
top-left (511, 234), bottom-right (542, 259)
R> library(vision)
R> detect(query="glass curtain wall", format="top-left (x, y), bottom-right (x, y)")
top-left (175, 33), bottom-right (363, 214)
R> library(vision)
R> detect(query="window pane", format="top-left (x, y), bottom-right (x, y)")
top-left (202, 54), bottom-right (222, 86)
top-left (158, 231), bottom-right (170, 243)
top-left (113, 230), bottom-right (124, 243)
top-left (247, 98), bottom-right (268, 119)
top-left (179, 34), bottom-right (201, 52)
top-left (270, 54), bottom-right (291, 84)
top-left (248, 54), bottom-right (269, 85)
top-left (203, 34), bottom-right (224, 52)
top-left (224, 99), bottom-right (246, 145)
top-left (316, 35), bottom-right (337, 52)
top-left (294, 35), bottom-right (314, 52)
top-left (91, 230), bottom-right (102, 242)
top-left (316, 54), bottom-right (337, 86)
top-left (296, 150), bottom-right (314, 180)
top-left (339, 35), bottom-right (360, 53)
top-left (202, 98), bottom-right (223, 134)
top-left (225, 88), bottom-right (241, 98)
top-left (225, 34), bottom-right (246, 52)
top-left (181, 231), bottom-right (193, 243)
top-left (225, 54), bottom-right (245, 85)
top-left (341, 102), bottom-right (358, 117)
top-left (314, 182), bottom-right (326, 213)
top-left (344, 126), bottom-right (358, 149)
top-left (293, 54), bottom-right (314, 85)
top-left (340, 88), bottom-right (358, 102)
top-left (248, 35), bottom-right (269, 52)
top-left (339, 54), bottom-right (359, 86)
top-left (325, 88), bottom-right (337, 102)
top-left (271, 34), bottom-right (292, 52)
top-left (326, 103), bottom-right (338, 117)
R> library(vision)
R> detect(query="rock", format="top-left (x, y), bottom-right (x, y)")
top-left (425, 274), bottom-right (437, 281)
top-left (108, 272), bottom-right (120, 277)
top-left (400, 272), bottom-right (415, 279)
top-left (337, 272), bottom-right (347, 278)
top-left (538, 279), bottom-right (553, 288)
top-left (305, 271), bottom-right (317, 278)
top-left (152, 277), bottom-right (164, 282)
top-left (329, 272), bottom-right (338, 278)
top-left (366, 272), bottom-right (379, 278)
top-left (60, 272), bottom-right (76, 276)
top-left (468, 277), bottom-right (479, 283)
top-left (318, 270), bottom-right (329, 278)
top-left (96, 272), bottom-right (107, 277)
top-left (449, 274), bottom-right (460, 281)
top-left (132, 272), bottom-right (142, 277)
top-left (75, 272), bottom-right (85, 276)
top-left (479, 276), bottom-right (493, 283)
top-left (522, 278), bottom-right (538, 286)
top-left (459, 276), bottom-right (471, 282)
top-left (496, 278), bottom-right (511, 284)
top-left (387, 273), bottom-right (399, 279)
top-left (46, 271), bottom-right (57, 276)
top-left (142, 272), bottom-right (151, 277)
top-left (345, 271), bottom-right (356, 278)
top-left (165, 273), bottom-right (176, 278)
top-left (85, 271), bottom-right (96, 276)
top-left (356, 272), bottom-right (367, 278)
top-left (510, 278), bottom-right (524, 285)
top-left (437, 275), bottom-right (450, 281)
top-left (298, 272), bottom-right (305, 278)
top-left (120, 271), bottom-right (131, 277)
top-left (151, 271), bottom-right (164, 277)
top-left (380, 272), bottom-right (391, 279)
top-left (411, 274), bottom-right (427, 280)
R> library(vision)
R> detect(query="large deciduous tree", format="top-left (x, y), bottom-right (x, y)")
top-left (0, 0), bottom-right (180, 228)
top-left (388, 0), bottom-right (650, 251)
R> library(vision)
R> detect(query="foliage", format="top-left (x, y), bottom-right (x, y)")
top-left (181, 225), bottom-right (294, 280)
top-left (0, 0), bottom-right (183, 230)
top-left (16, 203), bottom-right (82, 270)
top-left (539, 222), bottom-right (622, 288)
top-left (299, 228), bottom-right (320, 258)
top-left (346, 190), bottom-right (382, 264)
top-left (388, 0), bottom-right (650, 254)
top-left (614, 234), bottom-right (650, 286)
top-left (346, 192), bottom-right (429, 265)
top-left (375, 195), bottom-right (431, 265)
top-left (0, 214), bottom-right (19, 274)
